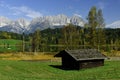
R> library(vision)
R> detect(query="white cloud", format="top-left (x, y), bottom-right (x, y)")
top-left (10, 6), bottom-right (43, 18)
top-left (0, 1), bottom-right (43, 18)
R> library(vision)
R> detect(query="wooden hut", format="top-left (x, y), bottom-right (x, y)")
top-left (54, 49), bottom-right (108, 70)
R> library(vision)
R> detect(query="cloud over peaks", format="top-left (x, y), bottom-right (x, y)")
top-left (11, 6), bottom-right (43, 18)
top-left (0, 1), bottom-right (43, 19)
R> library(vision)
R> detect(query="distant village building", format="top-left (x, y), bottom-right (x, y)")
top-left (54, 49), bottom-right (108, 70)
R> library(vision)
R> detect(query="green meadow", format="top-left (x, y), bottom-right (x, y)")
top-left (0, 39), bottom-right (22, 52)
top-left (0, 60), bottom-right (119, 80)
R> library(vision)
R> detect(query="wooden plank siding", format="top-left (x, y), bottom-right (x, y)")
top-left (79, 59), bottom-right (104, 69)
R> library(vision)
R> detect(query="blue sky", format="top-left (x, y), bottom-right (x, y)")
top-left (0, 0), bottom-right (120, 24)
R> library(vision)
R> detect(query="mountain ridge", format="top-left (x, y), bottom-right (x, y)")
top-left (1, 14), bottom-right (120, 34)
top-left (106, 20), bottom-right (120, 28)
top-left (0, 14), bottom-right (85, 33)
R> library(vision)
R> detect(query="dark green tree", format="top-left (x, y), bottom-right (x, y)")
top-left (97, 9), bottom-right (106, 50)
top-left (32, 29), bottom-right (41, 52)
top-left (87, 6), bottom-right (98, 48)
top-left (87, 6), bottom-right (106, 49)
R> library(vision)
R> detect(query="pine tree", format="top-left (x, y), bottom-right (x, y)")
top-left (97, 9), bottom-right (106, 50)
top-left (32, 29), bottom-right (41, 52)
top-left (87, 6), bottom-right (106, 49)
top-left (83, 23), bottom-right (89, 48)
top-left (87, 6), bottom-right (98, 48)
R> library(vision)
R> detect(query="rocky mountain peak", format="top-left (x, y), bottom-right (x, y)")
top-left (0, 14), bottom-right (85, 33)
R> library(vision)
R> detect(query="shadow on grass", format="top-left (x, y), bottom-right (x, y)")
top-left (49, 65), bottom-right (63, 70)
top-left (49, 65), bottom-right (79, 70)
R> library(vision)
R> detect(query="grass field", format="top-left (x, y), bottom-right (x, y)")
top-left (0, 60), bottom-right (119, 80)
top-left (0, 39), bottom-right (22, 52)
top-left (0, 39), bottom-right (22, 45)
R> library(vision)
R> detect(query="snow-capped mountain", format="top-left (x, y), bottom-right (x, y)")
top-left (106, 20), bottom-right (120, 28)
top-left (0, 17), bottom-right (30, 33)
top-left (0, 14), bottom-right (85, 33)
top-left (0, 16), bottom-right (12, 27)
top-left (70, 14), bottom-right (84, 26)
top-left (16, 18), bottom-right (30, 30)
top-left (29, 14), bottom-right (85, 32)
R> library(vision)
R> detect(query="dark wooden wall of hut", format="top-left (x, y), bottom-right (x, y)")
top-left (78, 59), bottom-right (104, 69)
top-left (62, 52), bottom-right (79, 70)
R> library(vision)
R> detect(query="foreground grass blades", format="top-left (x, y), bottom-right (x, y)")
top-left (0, 60), bottom-right (120, 80)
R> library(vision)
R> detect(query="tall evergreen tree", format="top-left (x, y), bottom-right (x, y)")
top-left (97, 9), bottom-right (106, 50)
top-left (87, 6), bottom-right (98, 48)
top-left (83, 23), bottom-right (89, 48)
top-left (32, 29), bottom-right (41, 52)
top-left (22, 32), bottom-right (25, 52)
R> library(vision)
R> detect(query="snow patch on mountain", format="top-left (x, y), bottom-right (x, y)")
top-left (0, 16), bottom-right (12, 27)
top-left (106, 20), bottom-right (120, 28)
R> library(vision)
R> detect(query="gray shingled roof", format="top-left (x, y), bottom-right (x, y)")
top-left (55, 49), bottom-right (108, 61)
